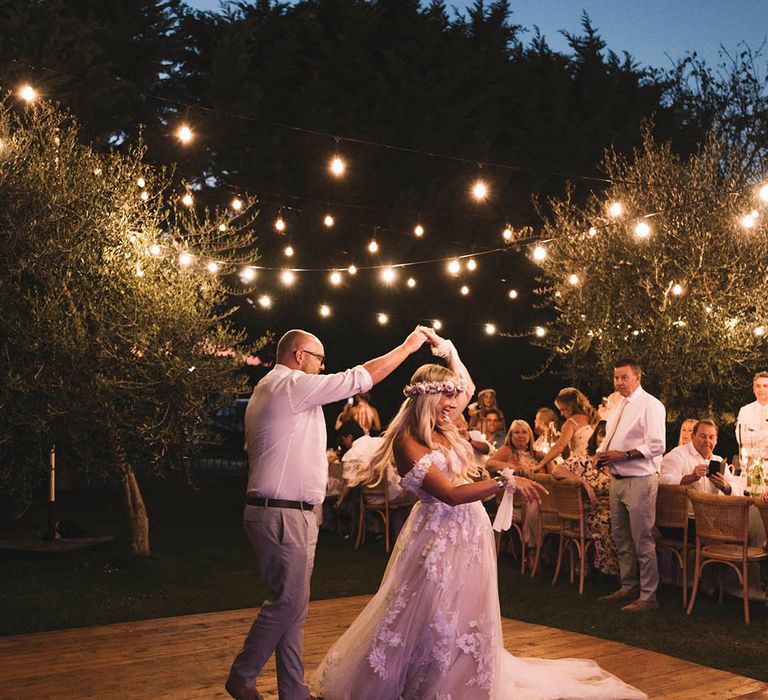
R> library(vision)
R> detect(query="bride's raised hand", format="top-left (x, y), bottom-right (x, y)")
top-left (416, 325), bottom-right (442, 347)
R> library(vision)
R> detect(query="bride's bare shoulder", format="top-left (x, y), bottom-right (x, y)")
top-left (393, 433), bottom-right (433, 477)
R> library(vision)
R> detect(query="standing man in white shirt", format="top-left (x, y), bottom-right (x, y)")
top-left (226, 327), bottom-right (428, 700)
top-left (660, 419), bottom-right (731, 507)
top-left (596, 358), bottom-right (666, 613)
top-left (736, 371), bottom-right (768, 456)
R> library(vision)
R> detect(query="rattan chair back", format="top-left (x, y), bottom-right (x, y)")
top-left (550, 480), bottom-right (584, 521)
top-left (687, 489), bottom-right (750, 544)
top-left (656, 484), bottom-right (689, 529)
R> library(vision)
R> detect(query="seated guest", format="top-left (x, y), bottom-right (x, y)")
top-left (677, 418), bottom-right (696, 447)
top-left (535, 387), bottom-right (597, 473)
top-left (468, 388), bottom-right (506, 435)
top-left (482, 409), bottom-right (506, 449)
top-left (533, 406), bottom-right (560, 454)
top-left (660, 419), bottom-right (731, 515)
top-left (455, 413), bottom-right (493, 469)
top-left (324, 420), bottom-right (366, 532)
top-left (486, 419), bottom-right (545, 478)
top-left (551, 421), bottom-right (618, 576)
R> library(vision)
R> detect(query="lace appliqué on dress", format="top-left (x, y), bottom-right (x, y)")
top-left (457, 617), bottom-right (494, 690)
top-left (368, 583), bottom-right (410, 679)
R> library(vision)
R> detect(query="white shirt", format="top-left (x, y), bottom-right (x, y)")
top-left (245, 363), bottom-right (373, 504)
top-left (342, 435), bottom-right (402, 503)
top-left (736, 400), bottom-right (768, 454)
top-left (598, 385), bottom-right (666, 477)
top-left (660, 442), bottom-right (723, 513)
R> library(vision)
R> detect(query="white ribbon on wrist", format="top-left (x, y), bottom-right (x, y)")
top-left (492, 468), bottom-right (517, 532)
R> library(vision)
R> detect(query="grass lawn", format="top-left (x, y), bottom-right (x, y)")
top-left (2, 480), bottom-right (768, 681)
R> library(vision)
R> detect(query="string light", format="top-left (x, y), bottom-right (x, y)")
top-left (634, 221), bottom-right (651, 239)
top-left (179, 252), bottom-right (194, 267)
top-left (329, 271), bottom-right (342, 285)
top-left (93, 167), bottom-right (102, 177)
top-left (568, 273), bottom-right (580, 285)
top-left (219, 223), bottom-right (227, 232)
top-left (407, 277), bottom-right (416, 288)
top-left (135, 266), bottom-right (144, 278)
top-left (502, 227), bottom-right (513, 242)
top-left (137, 177), bottom-right (146, 188)
top-left (207, 261), bottom-right (220, 274)
top-left (324, 214), bottom-right (335, 227)
top-left (484, 323), bottom-right (496, 335)
top-left (231, 197), bottom-right (243, 211)
top-left (181, 192), bottom-right (194, 207)
top-left (140, 190), bottom-right (149, 202)
top-left (368, 240), bottom-right (379, 254)
top-left (377, 313), bottom-right (389, 325)
top-left (280, 270), bottom-right (296, 286)
top-left (534, 326), bottom-right (547, 338)
top-left (414, 224), bottom-right (425, 237)
top-left (284, 245), bottom-right (294, 257)
top-left (381, 267), bottom-right (396, 283)
top-left (149, 244), bottom-right (161, 256)
top-left (466, 258), bottom-right (477, 271)
top-left (759, 184), bottom-right (768, 203)
top-left (740, 213), bottom-right (757, 229)
top-left (460, 285), bottom-right (470, 296)
top-left (532, 245), bottom-right (547, 262)
top-left (348, 264), bottom-right (357, 275)
top-left (671, 283), bottom-right (684, 296)
top-left (447, 259), bottom-right (461, 275)
top-left (275, 216), bottom-right (286, 233)
top-left (240, 266), bottom-right (256, 283)
top-left (18, 84), bottom-right (37, 103)
top-left (432, 319), bottom-right (443, 330)
top-left (705, 305), bottom-right (713, 314)
top-left (607, 201), bottom-right (624, 218)
top-left (508, 289), bottom-right (518, 299)
top-left (176, 124), bottom-right (193, 144)
top-left (319, 304), bottom-right (331, 318)
top-left (258, 294), bottom-right (272, 308)
top-left (754, 325), bottom-right (766, 337)
top-left (329, 155), bottom-right (346, 177)
top-left (588, 227), bottom-right (597, 237)
top-left (471, 179), bottom-right (489, 201)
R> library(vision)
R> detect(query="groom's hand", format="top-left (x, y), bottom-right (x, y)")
top-left (403, 327), bottom-right (429, 353)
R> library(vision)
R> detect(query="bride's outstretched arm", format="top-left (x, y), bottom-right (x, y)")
top-left (418, 326), bottom-right (475, 414)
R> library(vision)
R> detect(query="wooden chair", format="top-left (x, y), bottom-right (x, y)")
top-left (686, 490), bottom-right (767, 624)
top-left (550, 480), bottom-right (594, 594)
top-left (654, 483), bottom-right (693, 606)
top-left (354, 483), bottom-right (412, 553)
top-left (752, 497), bottom-right (768, 551)
top-left (529, 474), bottom-right (561, 578)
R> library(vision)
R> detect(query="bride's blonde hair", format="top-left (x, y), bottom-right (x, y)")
top-left (364, 363), bottom-right (477, 486)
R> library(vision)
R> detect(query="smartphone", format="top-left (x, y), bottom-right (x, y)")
top-left (707, 459), bottom-right (721, 477)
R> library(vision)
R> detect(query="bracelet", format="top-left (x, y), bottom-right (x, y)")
top-left (493, 474), bottom-right (506, 490)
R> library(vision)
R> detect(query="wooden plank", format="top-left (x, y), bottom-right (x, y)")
top-left (0, 595), bottom-right (765, 699)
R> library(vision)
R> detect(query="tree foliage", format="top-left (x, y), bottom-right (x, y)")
top-left (534, 125), bottom-right (768, 419)
top-left (0, 99), bottom-right (264, 553)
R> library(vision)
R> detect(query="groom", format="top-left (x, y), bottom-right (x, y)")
top-left (226, 327), bottom-right (428, 700)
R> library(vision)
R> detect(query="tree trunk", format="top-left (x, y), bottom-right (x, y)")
top-left (115, 441), bottom-right (150, 556)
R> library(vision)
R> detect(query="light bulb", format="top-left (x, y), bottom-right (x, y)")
top-left (179, 252), bottom-right (194, 267)
top-left (368, 240), bottom-right (379, 254)
top-left (740, 213), bottom-right (757, 229)
top-left (207, 261), bottom-right (219, 274)
top-left (588, 226), bottom-right (597, 237)
top-left (135, 267), bottom-right (144, 278)
top-left (484, 323), bottom-right (496, 335)
top-left (258, 294), bottom-right (272, 308)
top-left (534, 326), bottom-right (547, 338)
top-left (219, 223), bottom-right (227, 232)
top-left (467, 258), bottom-right (477, 271)
top-left (607, 201), bottom-right (624, 218)
top-left (406, 277), bottom-right (416, 288)
top-left (137, 177), bottom-right (146, 188)
top-left (634, 221), bottom-right (651, 238)
top-left (18, 84), bottom-right (37, 102)
top-left (447, 259), bottom-right (461, 275)
top-left (275, 216), bottom-right (286, 233)
top-left (324, 214), bottom-right (335, 227)
top-left (568, 273), bottom-right (580, 285)
top-left (508, 289), bottom-right (518, 299)
top-left (754, 325), bottom-right (766, 337)
top-left (460, 285), bottom-right (470, 296)
top-left (140, 190), bottom-right (149, 202)
top-left (671, 283), bottom-right (684, 296)
top-left (181, 193), bottom-right (194, 207)
top-left (348, 264), bottom-right (357, 275)
top-left (329, 155), bottom-right (346, 177)
top-left (414, 224), bottom-right (425, 237)
top-left (532, 245), bottom-right (547, 261)
top-left (502, 227), bottom-right (513, 241)
top-left (280, 270), bottom-right (295, 286)
top-left (381, 267), bottom-right (396, 283)
top-left (759, 184), bottom-right (768, 203)
top-left (377, 313), bottom-right (388, 325)
top-left (284, 245), bottom-right (294, 257)
top-left (329, 271), bottom-right (342, 286)
top-left (176, 124), bottom-right (193, 144)
top-left (240, 267), bottom-right (256, 283)
top-left (319, 304), bottom-right (331, 318)
top-left (231, 197), bottom-right (243, 211)
top-left (471, 179), bottom-right (489, 201)
top-left (432, 319), bottom-right (443, 331)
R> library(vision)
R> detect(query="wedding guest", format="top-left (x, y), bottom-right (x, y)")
top-left (468, 388), bottom-right (506, 434)
top-left (677, 418), bottom-right (696, 446)
top-left (736, 371), bottom-right (768, 455)
top-left (226, 327), bottom-right (428, 700)
top-left (455, 414), bottom-right (493, 469)
top-left (597, 358), bottom-right (665, 613)
top-left (660, 419), bottom-right (731, 514)
top-left (483, 409), bottom-right (506, 449)
top-left (535, 388), bottom-right (597, 473)
top-left (533, 406), bottom-right (560, 454)
top-left (335, 392), bottom-right (381, 435)
top-left (486, 419), bottom-right (544, 478)
top-left (552, 421), bottom-right (618, 576)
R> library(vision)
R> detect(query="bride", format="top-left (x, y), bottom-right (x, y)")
top-left (311, 329), bottom-right (646, 700)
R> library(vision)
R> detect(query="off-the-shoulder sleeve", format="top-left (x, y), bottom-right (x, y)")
top-left (400, 452), bottom-right (435, 493)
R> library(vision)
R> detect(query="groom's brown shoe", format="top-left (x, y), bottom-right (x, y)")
top-left (622, 598), bottom-right (659, 612)
top-left (224, 678), bottom-right (262, 700)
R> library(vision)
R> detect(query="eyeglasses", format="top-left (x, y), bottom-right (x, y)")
top-left (298, 348), bottom-right (325, 364)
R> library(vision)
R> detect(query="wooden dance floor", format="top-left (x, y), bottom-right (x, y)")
top-left (1, 595), bottom-right (767, 699)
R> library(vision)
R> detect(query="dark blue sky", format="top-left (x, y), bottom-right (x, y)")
top-left (186, 0), bottom-right (768, 71)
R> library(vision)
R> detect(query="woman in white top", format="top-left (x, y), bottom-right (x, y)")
top-left (535, 387), bottom-right (596, 473)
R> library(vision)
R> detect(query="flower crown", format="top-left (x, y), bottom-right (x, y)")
top-left (403, 379), bottom-right (466, 397)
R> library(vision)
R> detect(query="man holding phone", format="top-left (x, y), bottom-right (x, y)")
top-left (660, 420), bottom-right (732, 505)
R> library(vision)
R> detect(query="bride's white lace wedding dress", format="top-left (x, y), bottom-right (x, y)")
top-left (311, 448), bottom-right (646, 700)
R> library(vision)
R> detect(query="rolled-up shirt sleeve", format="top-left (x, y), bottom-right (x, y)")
top-left (635, 401), bottom-right (666, 459)
top-left (659, 450), bottom-right (684, 485)
top-left (287, 365), bottom-right (373, 412)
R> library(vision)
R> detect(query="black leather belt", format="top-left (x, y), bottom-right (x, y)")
top-left (246, 496), bottom-right (315, 510)
top-left (611, 473), bottom-right (626, 479)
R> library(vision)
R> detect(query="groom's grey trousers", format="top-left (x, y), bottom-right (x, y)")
top-left (228, 505), bottom-right (319, 700)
